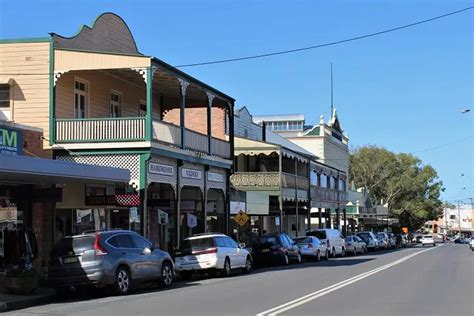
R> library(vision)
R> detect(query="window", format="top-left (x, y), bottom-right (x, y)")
top-left (215, 237), bottom-right (227, 247)
top-left (310, 171), bottom-right (318, 186)
top-left (116, 234), bottom-right (135, 248)
top-left (0, 84), bottom-right (10, 108)
top-left (110, 91), bottom-right (121, 117)
top-left (131, 235), bottom-right (151, 249)
top-left (449, 215), bottom-right (456, 220)
top-left (227, 237), bottom-right (238, 248)
top-left (108, 236), bottom-right (121, 248)
top-left (74, 79), bottom-right (88, 118)
top-left (320, 174), bottom-right (327, 188)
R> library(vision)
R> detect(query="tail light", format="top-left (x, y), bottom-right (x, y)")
top-left (94, 234), bottom-right (108, 256)
top-left (192, 247), bottom-right (218, 255)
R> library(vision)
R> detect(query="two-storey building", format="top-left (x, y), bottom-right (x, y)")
top-left (0, 13), bottom-right (235, 251)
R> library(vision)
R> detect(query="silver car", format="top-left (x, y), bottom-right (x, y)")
top-left (293, 236), bottom-right (329, 261)
top-left (49, 230), bottom-right (174, 295)
top-left (345, 236), bottom-right (367, 255)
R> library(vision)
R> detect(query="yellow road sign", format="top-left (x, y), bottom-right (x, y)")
top-left (234, 210), bottom-right (249, 226)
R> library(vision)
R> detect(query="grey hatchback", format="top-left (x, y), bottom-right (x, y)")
top-left (48, 230), bottom-right (174, 295)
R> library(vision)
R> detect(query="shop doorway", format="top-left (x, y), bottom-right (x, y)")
top-left (179, 186), bottom-right (204, 241)
top-left (206, 189), bottom-right (226, 234)
top-left (147, 183), bottom-right (176, 253)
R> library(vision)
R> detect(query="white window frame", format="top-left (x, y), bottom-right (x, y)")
top-left (74, 77), bottom-right (89, 119)
top-left (110, 90), bottom-right (122, 118)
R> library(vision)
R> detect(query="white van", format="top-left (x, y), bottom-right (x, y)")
top-left (306, 229), bottom-right (346, 257)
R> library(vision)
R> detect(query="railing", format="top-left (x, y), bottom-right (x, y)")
top-left (310, 186), bottom-right (342, 202)
top-left (152, 120), bottom-right (181, 147)
top-left (211, 137), bottom-right (231, 159)
top-left (230, 172), bottom-right (280, 188)
top-left (55, 117), bottom-right (145, 143)
top-left (185, 128), bottom-right (208, 153)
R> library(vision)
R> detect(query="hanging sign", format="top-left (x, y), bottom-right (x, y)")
top-left (182, 168), bottom-right (202, 180)
top-left (149, 163), bottom-right (174, 176)
top-left (187, 213), bottom-right (198, 228)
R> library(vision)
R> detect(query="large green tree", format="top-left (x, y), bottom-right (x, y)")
top-left (349, 146), bottom-right (444, 229)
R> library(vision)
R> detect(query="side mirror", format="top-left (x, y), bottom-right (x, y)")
top-left (239, 243), bottom-right (246, 249)
top-left (143, 247), bottom-right (152, 255)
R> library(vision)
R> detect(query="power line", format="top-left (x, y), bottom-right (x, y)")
top-left (411, 135), bottom-right (473, 154)
top-left (174, 6), bottom-right (473, 68)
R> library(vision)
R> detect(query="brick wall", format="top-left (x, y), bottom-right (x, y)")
top-left (23, 128), bottom-right (52, 158)
top-left (163, 107), bottom-right (226, 140)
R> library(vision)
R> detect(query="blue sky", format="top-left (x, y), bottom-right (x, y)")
top-left (1, 0), bottom-right (472, 203)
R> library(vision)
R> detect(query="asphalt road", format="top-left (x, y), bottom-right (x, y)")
top-left (6, 244), bottom-right (473, 316)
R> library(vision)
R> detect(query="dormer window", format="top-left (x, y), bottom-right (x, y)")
top-left (0, 84), bottom-right (10, 109)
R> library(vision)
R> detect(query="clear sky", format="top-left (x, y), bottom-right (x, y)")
top-left (1, 0), bottom-right (472, 203)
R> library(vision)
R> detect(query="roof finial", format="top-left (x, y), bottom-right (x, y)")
top-left (319, 114), bottom-right (324, 124)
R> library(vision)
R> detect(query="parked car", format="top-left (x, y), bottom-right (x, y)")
top-left (454, 238), bottom-right (469, 244)
top-left (415, 235), bottom-right (424, 244)
top-left (469, 237), bottom-right (474, 251)
top-left (357, 232), bottom-right (379, 251)
top-left (421, 235), bottom-right (436, 247)
top-left (376, 232), bottom-right (389, 249)
top-left (387, 233), bottom-right (397, 249)
top-left (306, 229), bottom-right (346, 257)
top-left (345, 236), bottom-right (366, 255)
top-left (174, 233), bottom-right (252, 279)
top-left (49, 230), bottom-right (174, 295)
top-left (396, 234), bottom-right (407, 248)
top-left (253, 233), bottom-right (302, 266)
top-left (293, 236), bottom-right (328, 261)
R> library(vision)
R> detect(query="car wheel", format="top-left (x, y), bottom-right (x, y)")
top-left (114, 266), bottom-right (131, 295)
top-left (283, 253), bottom-right (290, 265)
top-left (296, 252), bottom-right (302, 264)
top-left (316, 250), bottom-right (321, 262)
top-left (159, 261), bottom-right (174, 288)
top-left (243, 256), bottom-right (252, 274)
top-left (221, 257), bottom-right (231, 277)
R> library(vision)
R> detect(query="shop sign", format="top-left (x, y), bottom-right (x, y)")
top-left (85, 194), bottom-right (140, 207)
top-left (230, 201), bottom-right (246, 215)
top-left (182, 168), bottom-right (202, 180)
top-left (0, 126), bottom-right (22, 156)
top-left (187, 213), bottom-right (197, 228)
top-left (0, 207), bottom-right (17, 221)
top-left (275, 216), bottom-right (280, 226)
top-left (149, 163), bottom-right (174, 176)
top-left (208, 172), bottom-right (224, 183)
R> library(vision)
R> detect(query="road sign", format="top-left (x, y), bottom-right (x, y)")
top-left (234, 210), bottom-right (249, 226)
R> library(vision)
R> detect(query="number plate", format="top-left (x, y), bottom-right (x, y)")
top-left (261, 249), bottom-right (270, 253)
top-left (63, 257), bottom-right (78, 264)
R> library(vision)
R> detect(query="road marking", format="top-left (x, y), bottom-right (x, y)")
top-left (256, 246), bottom-right (441, 316)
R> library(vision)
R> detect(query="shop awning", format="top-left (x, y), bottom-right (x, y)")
top-left (0, 154), bottom-right (130, 184)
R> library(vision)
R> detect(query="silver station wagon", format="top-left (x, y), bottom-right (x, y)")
top-left (49, 230), bottom-right (174, 295)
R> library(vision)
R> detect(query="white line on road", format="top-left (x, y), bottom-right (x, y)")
top-left (256, 246), bottom-right (441, 316)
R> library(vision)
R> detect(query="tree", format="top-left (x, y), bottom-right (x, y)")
top-left (349, 146), bottom-right (444, 229)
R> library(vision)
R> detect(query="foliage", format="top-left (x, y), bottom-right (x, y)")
top-left (349, 145), bottom-right (444, 229)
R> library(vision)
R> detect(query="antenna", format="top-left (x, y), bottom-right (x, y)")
top-left (330, 62), bottom-right (334, 117)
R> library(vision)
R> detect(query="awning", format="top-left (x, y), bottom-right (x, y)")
top-left (0, 154), bottom-right (130, 184)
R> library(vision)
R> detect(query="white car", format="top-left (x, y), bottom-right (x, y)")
top-left (421, 235), bottom-right (436, 247)
top-left (293, 236), bottom-right (329, 260)
top-left (469, 237), bottom-right (474, 251)
top-left (174, 233), bottom-right (252, 279)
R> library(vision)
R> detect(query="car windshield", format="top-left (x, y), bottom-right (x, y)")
top-left (294, 237), bottom-right (312, 244)
top-left (306, 231), bottom-right (326, 239)
top-left (357, 233), bottom-right (370, 241)
top-left (177, 237), bottom-right (215, 256)
top-left (259, 236), bottom-right (279, 245)
top-left (51, 236), bottom-right (95, 257)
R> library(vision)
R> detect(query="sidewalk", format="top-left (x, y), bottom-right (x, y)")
top-left (0, 284), bottom-right (55, 313)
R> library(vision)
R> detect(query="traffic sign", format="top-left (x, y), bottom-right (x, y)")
top-left (234, 210), bottom-right (249, 226)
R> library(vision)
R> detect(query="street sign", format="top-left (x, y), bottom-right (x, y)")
top-left (234, 210), bottom-right (249, 226)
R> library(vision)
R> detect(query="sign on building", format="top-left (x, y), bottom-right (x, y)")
top-left (0, 126), bottom-right (22, 155)
top-left (187, 213), bottom-right (198, 228)
top-left (182, 168), bottom-right (202, 180)
top-left (149, 163), bottom-right (174, 176)
top-left (208, 172), bottom-right (224, 183)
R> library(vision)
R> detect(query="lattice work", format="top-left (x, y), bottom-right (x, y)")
top-left (57, 154), bottom-right (140, 184)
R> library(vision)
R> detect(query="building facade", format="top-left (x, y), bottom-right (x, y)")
top-left (0, 13), bottom-right (235, 251)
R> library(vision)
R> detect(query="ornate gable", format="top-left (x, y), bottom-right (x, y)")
top-left (51, 12), bottom-right (141, 55)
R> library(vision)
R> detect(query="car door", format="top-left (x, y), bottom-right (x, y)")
top-left (115, 234), bottom-right (143, 279)
top-left (228, 237), bottom-right (245, 267)
top-left (284, 235), bottom-right (298, 257)
top-left (222, 237), bottom-right (237, 267)
top-left (131, 234), bottom-right (159, 279)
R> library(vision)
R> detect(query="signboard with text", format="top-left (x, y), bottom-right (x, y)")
top-left (182, 168), bottom-right (202, 180)
top-left (149, 162), bottom-right (174, 176)
top-left (0, 126), bottom-right (22, 155)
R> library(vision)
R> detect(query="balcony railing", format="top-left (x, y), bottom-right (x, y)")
top-left (56, 117), bottom-right (231, 159)
top-left (56, 117), bottom-right (146, 142)
top-left (230, 172), bottom-right (280, 188)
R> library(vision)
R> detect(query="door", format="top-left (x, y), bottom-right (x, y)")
top-left (115, 234), bottom-right (144, 279)
top-left (131, 234), bottom-right (160, 279)
top-left (110, 91), bottom-right (121, 117)
top-left (227, 237), bottom-right (245, 267)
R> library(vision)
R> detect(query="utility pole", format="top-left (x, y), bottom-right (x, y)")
top-left (457, 200), bottom-right (461, 237)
